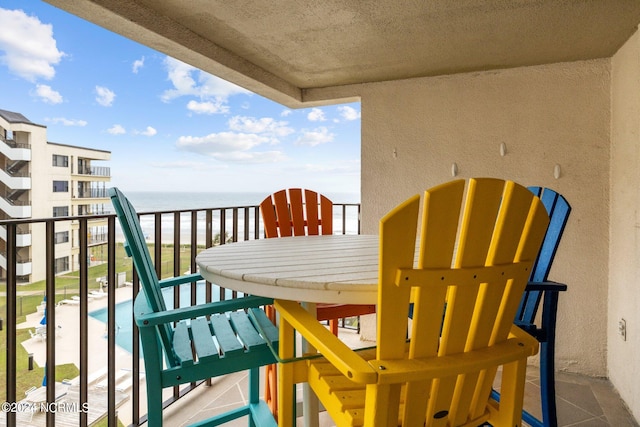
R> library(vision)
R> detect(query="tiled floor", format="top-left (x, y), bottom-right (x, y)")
top-left (162, 367), bottom-right (638, 427)
top-left (161, 329), bottom-right (638, 427)
top-left (525, 370), bottom-right (638, 427)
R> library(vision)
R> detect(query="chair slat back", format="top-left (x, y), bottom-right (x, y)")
top-left (376, 178), bottom-right (549, 425)
top-left (518, 187), bottom-right (571, 324)
top-left (109, 188), bottom-right (174, 353)
top-left (260, 188), bottom-right (333, 237)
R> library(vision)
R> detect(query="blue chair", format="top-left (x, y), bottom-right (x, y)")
top-left (109, 187), bottom-right (278, 427)
top-left (492, 186), bottom-right (571, 427)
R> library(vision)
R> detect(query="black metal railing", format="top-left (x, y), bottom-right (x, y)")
top-left (75, 166), bottom-right (111, 177)
top-left (0, 201), bottom-right (360, 427)
top-left (3, 160), bottom-right (29, 177)
top-left (0, 136), bottom-right (29, 149)
top-left (2, 189), bottom-right (29, 206)
top-left (75, 188), bottom-right (109, 199)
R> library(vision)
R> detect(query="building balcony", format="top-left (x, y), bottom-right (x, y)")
top-left (73, 166), bottom-right (111, 177)
top-left (0, 225), bottom-right (31, 247)
top-left (0, 135), bottom-right (30, 161)
top-left (74, 189), bottom-right (109, 199)
top-left (0, 196), bottom-right (30, 218)
top-left (0, 168), bottom-right (30, 191)
top-left (1, 201), bottom-right (633, 426)
top-left (0, 253), bottom-right (31, 276)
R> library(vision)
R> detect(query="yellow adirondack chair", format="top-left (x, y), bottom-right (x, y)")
top-left (275, 178), bottom-right (549, 427)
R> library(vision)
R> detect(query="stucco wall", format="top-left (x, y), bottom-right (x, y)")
top-left (610, 31), bottom-right (640, 420)
top-left (358, 60), bottom-right (611, 377)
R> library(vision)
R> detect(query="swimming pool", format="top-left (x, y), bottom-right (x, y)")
top-left (89, 282), bottom-right (241, 354)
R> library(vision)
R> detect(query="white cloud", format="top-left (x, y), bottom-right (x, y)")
top-left (135, 126), bottom-right (157, 136)
top-left (295, 126), bottom-right (335, 146)
top-left (35, 84), bottom-right (62, 104)
top-left (47, 117), bottom-right (87, 126)
top-left (132, 56), bottom-right (144, 73)
top-left (178, 132), bottom-right (268, 153)
top-left (307, 108), bottom-right (326, 122)
top-left (161, 57), bottom-right (249, 109)
top-left (107, 124), bottom-right (126, 135)
top-left (338, 105), bottom-right (361, 121)
top-left (177, 131), bottom-right (286, 163)
top-left (0, 8), bottom-right (65, 81)
top-left (228, 116), bottom-right (294, 138)
top-left (95, 86), bottom-right (115, 106)
top-left (187, 100), bottom-right (229, 115)
top-left (281, 109), bottom-right (292, 117)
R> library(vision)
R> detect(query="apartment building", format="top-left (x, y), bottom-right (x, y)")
top-left (0, 108), bottom-right (111, 283)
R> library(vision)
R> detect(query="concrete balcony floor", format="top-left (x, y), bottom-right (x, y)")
top-left (163, 329), bottom-right (639, 427)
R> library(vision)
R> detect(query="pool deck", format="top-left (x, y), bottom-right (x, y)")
top-left (20, 286), bottom-right (134, 370)
top-left (18, 286), bottom-right (139, 426)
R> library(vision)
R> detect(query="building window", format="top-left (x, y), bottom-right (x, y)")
top-left (54, 257), bottom-right (69, 274)
top-left (54, 231), bottom-right (69, 244)
top-left (53, 180), bottom-right (69, 192)
top-left (52, 154), bottom-right (69, 167)
top-left (53, 206), bottom-right (69, 217)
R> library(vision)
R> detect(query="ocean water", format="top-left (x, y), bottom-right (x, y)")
top-left (124, 191), bottom-right (360, 212)
top-left (115, 191), bottom-right (361, 242)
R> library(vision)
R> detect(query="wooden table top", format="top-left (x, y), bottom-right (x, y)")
top-left (196, 234), bottom-right (381, 304)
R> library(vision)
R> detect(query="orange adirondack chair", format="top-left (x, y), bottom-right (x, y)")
top-left (260, 188), bottom-right (376, 418)
top-left (276, 178), bottom-right (549, 427)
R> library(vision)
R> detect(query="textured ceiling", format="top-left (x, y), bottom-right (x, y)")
top-left (44, 0), bottom-right (640, 106)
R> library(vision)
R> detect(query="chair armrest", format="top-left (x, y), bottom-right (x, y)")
top-left (135, 294), bottom-right (273, 326)
top-left (370, 326), bottom-right (539, 385)
top-left (517, 281), bottom-right (566, 342)
top-left (525, 280), bottom-right (567, 292)
top-left (275, 299), bottom-right (377, 384)
top-left (158, 273), bottom-right (203, 288)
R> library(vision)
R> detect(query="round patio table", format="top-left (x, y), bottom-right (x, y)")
top-left (196, 234), bottom-right (380, 305)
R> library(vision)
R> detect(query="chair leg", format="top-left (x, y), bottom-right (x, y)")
top-left (329, 319), bottom-right (338, 336)
top-left (265, 305), bottom-right (279, 420)
top-left (278, 320), bottom-right (297, 427)
top-left (145, 374), bottom-right (164, 427)
top-left (140, 333), bottom-right (165, 426)
top-left (539, 341), bottom-right (558, 427)
top-left (249, 367), bottom-right (259, 427)
top-left (265, 364), bottom-right (278, 420)
top-left (540, 291), bottom-right (560, 427)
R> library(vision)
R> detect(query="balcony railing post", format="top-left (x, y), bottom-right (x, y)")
top-left (107, 216), bottom-right (117, 427)
top-left (232, 208), bottom-right (238, 242)
top-left (5, 223), bottom-right (17, 427)
top-left (45, 219), bottom-right (56, 426)
top-left (79, 219), bottom-right (89, 427)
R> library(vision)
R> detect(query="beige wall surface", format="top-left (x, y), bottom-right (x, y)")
top-left (357, 60), bottom-right (611, 377)
top-left (610, 31), bottom-right (640, 421)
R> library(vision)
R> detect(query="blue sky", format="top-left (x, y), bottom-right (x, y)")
top-left (0, 1), bottom-right (361, 195)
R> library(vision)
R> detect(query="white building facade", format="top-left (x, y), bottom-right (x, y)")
top-left (0, 108), bottom-right (111, 283)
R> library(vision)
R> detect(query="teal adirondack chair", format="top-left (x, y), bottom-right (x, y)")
top-left (109, 187), bottom-right (278, 427)
top-left (492, 186), bottom-right (571, 427)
